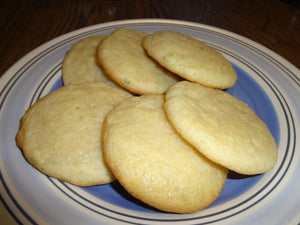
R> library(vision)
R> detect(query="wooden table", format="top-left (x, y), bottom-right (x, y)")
top-left (0, 0), bottom-right (299, 224)
top-left (0, 0), bottom-right (299, 78)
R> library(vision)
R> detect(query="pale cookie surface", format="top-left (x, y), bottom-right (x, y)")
top-left (164, 81), bottom-right (278, 175)
top-left (97, 28), bottom-right (179, 95)
top-left (103, 94), bottom-right (227, 213)
top-left (62, 36), bottom-right (120, 88)
top-left (143, 30), bottom-right (237, 89)
top-left (16, 82), bottom-right (132, 186)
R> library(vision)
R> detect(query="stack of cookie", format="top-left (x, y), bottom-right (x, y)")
top-left (16, 29), bottom-right (277, 214)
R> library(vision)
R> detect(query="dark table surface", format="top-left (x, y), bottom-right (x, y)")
top-left (0, 0), bottom-right (300, 79)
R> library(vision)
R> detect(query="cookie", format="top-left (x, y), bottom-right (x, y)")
top-left (143, 30), bottom-right (237, 89)
top-left (164, 81), bottom-right (278, 175)
top-left (97, 28), bottom-right (179, 95)
top-left (103, 94), bottom-right (228, 213)
top-left (62, 36), bottom-right (121, 88)
top-left (16, 82), bottom-right (132, 186)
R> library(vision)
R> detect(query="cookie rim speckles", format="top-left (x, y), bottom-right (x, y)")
top-left (103, 94), bottom-right (228, 214)
top-left (97, 28), bottom-right (180, 95)
top-left (164, 81), bottom-right (278, 175)
top-left (16, 82), bottom-right (132, 186)
top-left (143, 30), bottom-right (237, 89)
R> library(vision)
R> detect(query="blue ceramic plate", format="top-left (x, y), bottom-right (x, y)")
top-left (0, 19), bottom-right (299, 225)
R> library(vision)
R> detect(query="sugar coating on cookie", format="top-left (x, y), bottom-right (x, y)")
top-left (62, 36), bottom-right (121, 88)
top-left (103, 94), bottom-right (227, 213)
top-left (16, 82), bottom-right (132, 186)
top-left (143, 30), bottom-right (237, 89)
top-left (164, 81), bottom-right (278, 175)
top-left (97, 28), bottom-right (179, 95)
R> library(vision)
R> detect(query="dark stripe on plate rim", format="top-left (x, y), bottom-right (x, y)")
top-left (29, 63), bottom-right (62, 107)
top-left (141, 20), bottom-right (300, 86)
top-left (0, 19), bottom-right (297, 224)
top-left (0, 64), bottom-right (61, 225)
top-left (0, 184), bottom-right (29, 225)
top-left (186, 25), bottom-right (299, 86)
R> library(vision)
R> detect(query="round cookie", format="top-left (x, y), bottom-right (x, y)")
top-left (143, 30), bottom-right (237, 89)
top-left (164, 81), bottom-right (278, 175)
top-left (16, 82), bottom-right (132, 186)
top-left (103, 94), bottom-right (228, 213)
top-left (97, 28), bottom-right (179, 95)
top-left (62, 36), bottom-right (121, 88)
